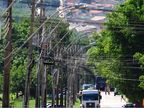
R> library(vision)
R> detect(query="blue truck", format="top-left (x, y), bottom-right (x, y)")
top-left (95, 76), bottom-right (106, 91)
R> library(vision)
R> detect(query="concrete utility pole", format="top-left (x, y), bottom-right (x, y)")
top-left (2, 0), bottom-right (12, 107)
top-left (35, 0), bottom-right (43, 107)
top-left (35, 57), bottom-right (41, 108)
top-left (39, 0), bottom-right (47, 107)
top-left (24, 0), bottom-right (35, 107)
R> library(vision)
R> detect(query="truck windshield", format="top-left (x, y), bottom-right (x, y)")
top-left (82, 94), bottom-right (98, 101)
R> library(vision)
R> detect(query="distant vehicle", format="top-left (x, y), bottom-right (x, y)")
top-left (80, 90), bottom-right (101, 108)
top-left (82, 84), bottom-right (95, 90)
top-left (95, 76), bottom-right (106, 90)
top-left (122, 103), bottom-right (135, 108)
top-left (95, 76), bottom-right (114, 91)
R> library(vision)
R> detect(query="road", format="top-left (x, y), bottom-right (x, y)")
top-left (100, 92), bottom-right (126, 108)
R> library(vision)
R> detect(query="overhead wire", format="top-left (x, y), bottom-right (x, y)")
top-left (56, 58), bottom-right (142, 82)
top-left (2, 7), bottom-right (74, 68)
top-left (35, 18), bottom-right (80, 79)
top-left (3, 15), bottom-right (144, 27)
top-left (48, 44), bottom-right (144, 82)
top-left (58, 44), bottom-right (144, 69)
top-left (4, 18), bottom-right (61, 68)
top-left (46, 25), bottom-right (84, 58)
top-left (3, 6), bottom-right (74, 60)
top-left (63, 62), bottom-right (142, 83)
top-left (1, 0), bottom-right (144, 97)
top-left (1, 1), bottom-right (144, 28)
top-left (0, 0), bottom-right (140, 15)
top-left (2, 0), bottom-right (143, 18)
top-left (35, 21), bottom-right (62, 63)
top-left (1, 7), bottom-right (142, 55)
top-left (35, 19), bottom-right (86, 64)
top-left (3, 6), bottom-right (76, 68)
top-left (1, 0), bottom-right (144, 69)
top-left (0, 0), bottom-right (18, 18)
top-left (63, 33), bottom-right (88, 53)
top-left (1, 0), bottom-right (144, 21)
top-left (76, 72), bottom-right (140, 82)
top-left (2, 15), bottom-right (144, 30)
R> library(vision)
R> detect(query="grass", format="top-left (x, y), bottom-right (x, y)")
top-left (13, 98), bottom-right (35, 108)
top-left (0, 97), bottom-right (52, 108)
top-left (0, 93), bottom-right (52, 107)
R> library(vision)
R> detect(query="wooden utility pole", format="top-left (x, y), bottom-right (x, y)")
top-left (24, 0), bottom-right (35, 107)
top-left (2, 0), bottom-right (12, 107)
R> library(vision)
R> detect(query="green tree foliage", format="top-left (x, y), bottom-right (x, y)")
top-left (87, 0), bottom-right (144, 104)
top-left (8, 18), bottom-right (72, 98)
top-left (10, 19), bottom-right (34, 96)
top-left (134, 53), bottom-right (144, 89)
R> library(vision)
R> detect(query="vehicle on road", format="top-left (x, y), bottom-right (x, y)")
top-left (95, 76), bottom-right (106, 91)
top-left (80, 90), bottom-right (101, 108)
top-left (82, 84), bottom-right (95, 90)
top-left (95, 76), bottom-right (114, 91)
top-left (122, 103), bottom-right (135, 108)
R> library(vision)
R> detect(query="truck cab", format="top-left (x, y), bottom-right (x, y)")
top-left (80, 90), bottom-right (101, 108)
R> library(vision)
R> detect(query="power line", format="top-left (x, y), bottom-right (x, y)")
top-left (1, 16), bottom-right (144, 30)
top-left (0, 0), bottom-right (18, 17)
top-left (76, 72), bottom-right (140, 82)
top-left (1, 1), bottom-right (143, 69)
top-left (1, 2), bottom-right (144, 28)
top-left (55, 58), bottom-right (142, 82)
top-left (0, 12), bottom-right (65, 67)
top-left (3, 6), bottom-right (74, 61)
top-left (2, 8), bottom-right (74, 68)
top-left (1, 0), bottom-right (143, 15)
top-left (3, 19), bottom-right (62, 68)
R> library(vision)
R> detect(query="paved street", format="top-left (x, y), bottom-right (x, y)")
top-left (100, 92), bottom-right (126, 108)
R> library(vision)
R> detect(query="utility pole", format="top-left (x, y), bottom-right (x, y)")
top-left (35, 0), bottom-right (44, 106)
top-left (35, 57), bottom-right (41, 108)
top-left (39, 0), bottom-right (47, 107)
top-left (2, 0), bottom-right (12, 107)
top-left (24, 0), bottom-right (35, 107)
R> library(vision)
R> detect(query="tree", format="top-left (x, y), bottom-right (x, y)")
top-left (10, 19), bottom-right (31, 97)
top-left (9, 18), bottom-right (55, 99)
top-left (87, 0), bottom-right (144, 105)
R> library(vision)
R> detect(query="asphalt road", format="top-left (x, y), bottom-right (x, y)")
top-left (100, 91), bottom-right (126, 108)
